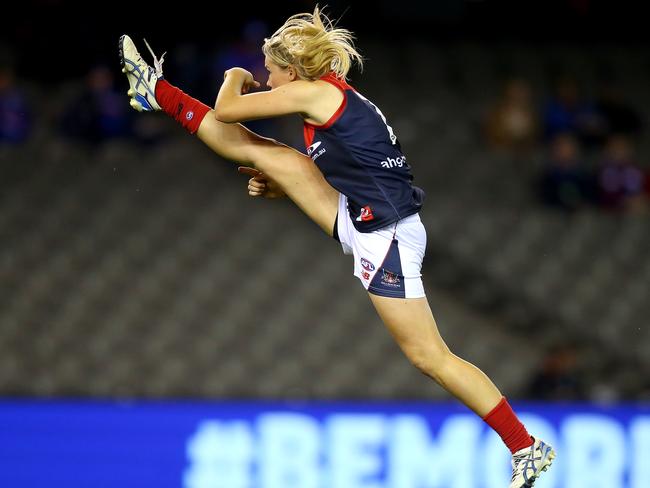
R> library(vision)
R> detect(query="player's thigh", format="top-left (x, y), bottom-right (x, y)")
top-left (369, 294), bottom-right (450, 359)
top-left (249, 136), bottom-right (339, 236)
top-left (197, 115), bottom-right (338, 235)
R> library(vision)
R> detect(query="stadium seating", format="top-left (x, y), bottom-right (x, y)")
top-left (1, 42), bottom-right (648, 400)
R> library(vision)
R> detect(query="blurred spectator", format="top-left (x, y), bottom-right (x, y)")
top-left (594, 77), bottom-right (643, 139)
top-left (538, 133), bottom-right (593, 212)
top-left (484, 78), bottom-right (539, 155)
top-left (527, 341), bottom-right (585, 401)
top-left (543, 75), bottom-right (606, 147)
top-left (596, 134), bottom-right (647, 213)
top-left (211, 20), bottom-right (268, 87)
top-left (60, 64), bottom-right (133, 144)
top-left (0, 64), bottom-right (32, 144)
top-left (210, 20), bottom-right (276, 138)
top-left (166, 42), bottom-right (208, 102)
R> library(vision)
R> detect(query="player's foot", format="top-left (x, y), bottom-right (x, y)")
top-left (509, 437), bottom-right (555, 488)
top-left (118, 34), bottom-right (165, 112)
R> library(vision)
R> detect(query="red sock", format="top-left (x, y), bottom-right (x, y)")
top-left (483, 397), bottom-right (534, 454)
top-left (154, 80), bottom-right (210, 134)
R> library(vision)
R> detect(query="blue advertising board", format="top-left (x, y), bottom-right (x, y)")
top-left (0, 400), bottom-right (648, 487)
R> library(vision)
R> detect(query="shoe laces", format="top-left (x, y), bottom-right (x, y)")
top-left (143, 38), bottom-right (166, 78)
top-left (513, 450), bottom-right (531, 463)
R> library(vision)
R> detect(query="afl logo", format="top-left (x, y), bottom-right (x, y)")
top-left (360, 258), bottom-right (375, 272)
top-left (186, 111), bottom-right (194, 120)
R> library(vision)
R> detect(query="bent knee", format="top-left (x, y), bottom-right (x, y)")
top-left (406, 346), bottom-right (453, 378)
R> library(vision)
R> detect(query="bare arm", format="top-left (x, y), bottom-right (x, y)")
top-left (214, 68), bottom-right (337, 124)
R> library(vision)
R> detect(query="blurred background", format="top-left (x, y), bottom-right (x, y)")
top-left (1, 1), bottom-right (649, 487)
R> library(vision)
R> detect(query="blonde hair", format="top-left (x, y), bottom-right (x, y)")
top-left (262, 6), bottom-right (363, 81)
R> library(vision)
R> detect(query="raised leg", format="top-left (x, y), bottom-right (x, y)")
top-left (118, 34), bottom-right (339, 235)
top-left (196, 112), bottom-right (339, 236)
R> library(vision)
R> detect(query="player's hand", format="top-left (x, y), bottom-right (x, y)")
top-left (238, 167), bottom-right (285, 199)
top-left (224, 68), bottom-right (260, 94)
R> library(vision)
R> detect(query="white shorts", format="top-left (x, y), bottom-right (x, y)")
top-left (336, 194), bottom-right (427, 299)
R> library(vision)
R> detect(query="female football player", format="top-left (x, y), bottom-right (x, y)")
top-left (119, 8), bottom-right (554, 486)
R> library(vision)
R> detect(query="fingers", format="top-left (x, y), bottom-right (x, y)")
top-left (239, 166), bottom-right (270, 197)
top-left (241, 80), bottom-right (261, 94)
top-left (249, 177), bottom-right (267, 190)
top-left (248, 177), bottom-right (267, 197)
top-left (239, 166), bottom-right (268, 182)
top-left (238, 166), bottom-right (261, 177)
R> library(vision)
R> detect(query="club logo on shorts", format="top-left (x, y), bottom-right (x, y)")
top-left (381, 268), bottom-right (401, 287)
top-left (186, 111), bottom-right (194, 120)
top-left (356, 205), bottom-right (374, 222)
top-left (361, 271), bottom-right (370, 280)
top-left (360, 258), bottom-right (375, 272)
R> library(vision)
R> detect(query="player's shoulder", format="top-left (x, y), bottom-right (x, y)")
top-left (284, 79), bottom-right (344, 109)
top-left (312, 78), bottom-right (348, 96)
top-left (277, 79), bottom-right (328, 100)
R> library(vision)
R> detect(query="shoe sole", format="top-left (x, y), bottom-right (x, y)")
top-left (118, 34), bottom-right (148, 112)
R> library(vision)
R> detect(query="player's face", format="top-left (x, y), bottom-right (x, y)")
top-left (265, 56), bottom-right (295, 89)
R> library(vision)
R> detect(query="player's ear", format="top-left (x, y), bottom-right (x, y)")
top-left (288, 65), bottom-right (297, 81)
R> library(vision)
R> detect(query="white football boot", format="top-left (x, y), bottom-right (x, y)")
top-left (509, 437), bottom-right (556, 488)
top-left (118, 34), bottom-right (165, 112)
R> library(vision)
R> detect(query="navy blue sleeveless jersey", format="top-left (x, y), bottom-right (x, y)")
top-left (303, 73), bottom-right (425, 232)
